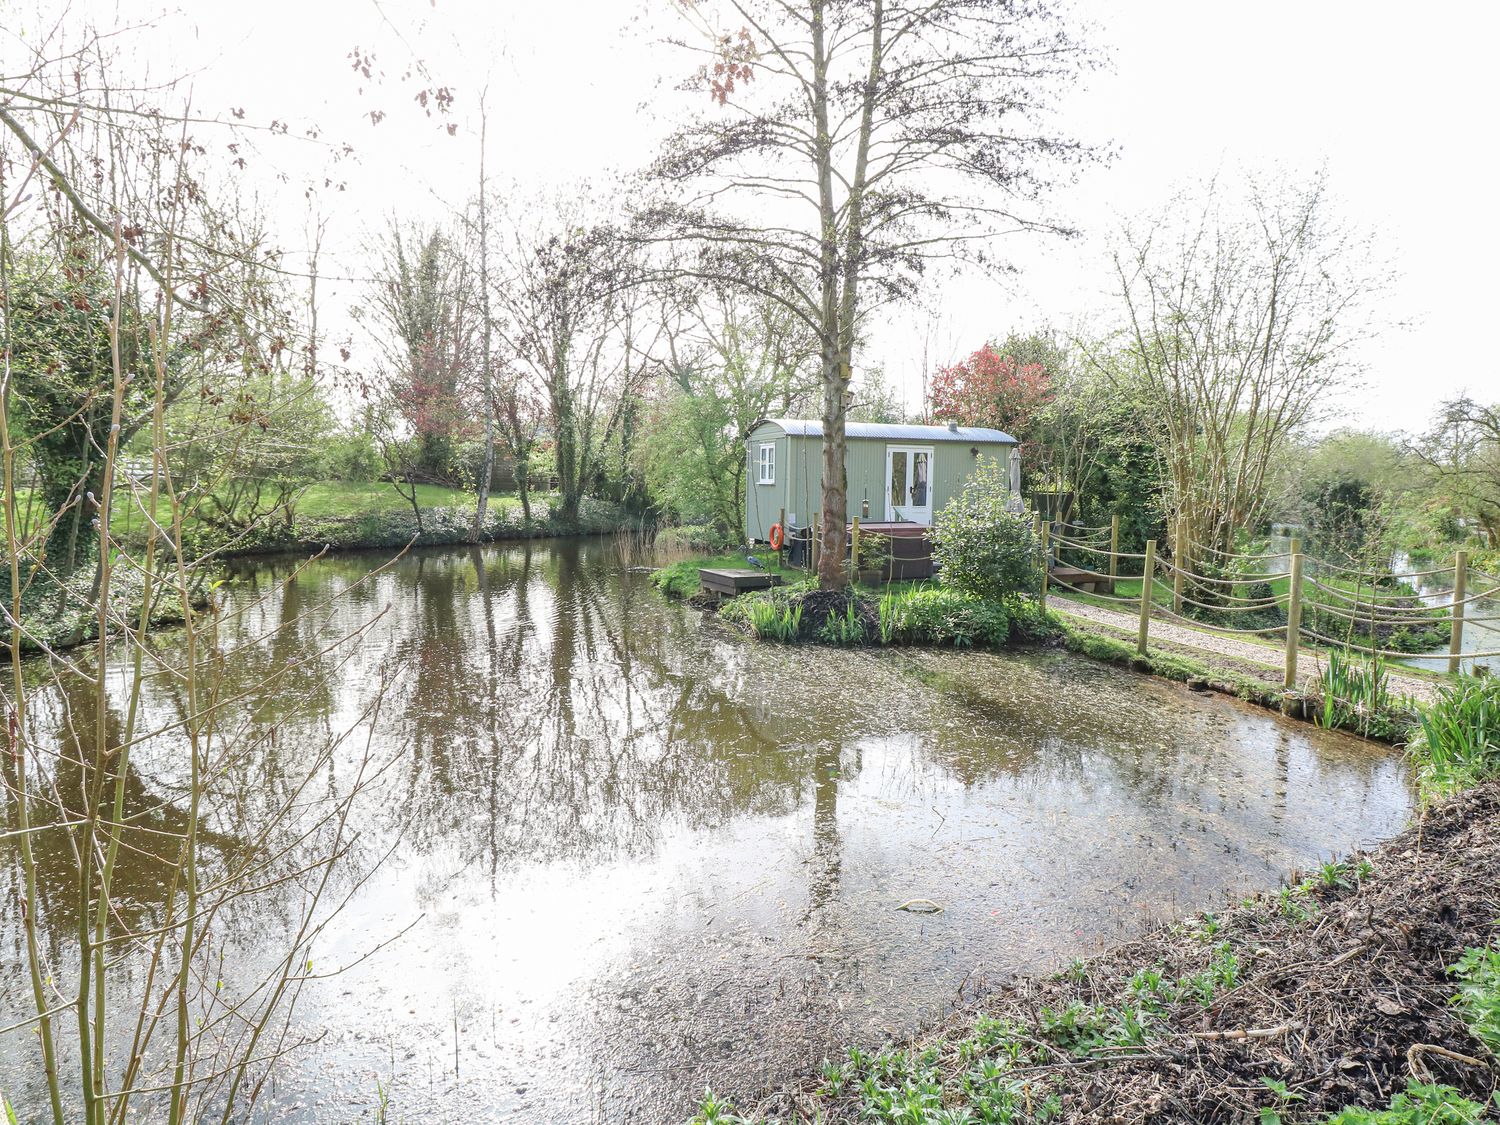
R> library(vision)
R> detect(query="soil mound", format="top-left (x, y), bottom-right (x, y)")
top-left (769, 781), bottom-right (1500, 1122)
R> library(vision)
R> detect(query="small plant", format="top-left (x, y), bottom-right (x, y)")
top-left (1036, 1000), bottom-right (1145, 1055)
top-left (1317, 859), bottom-right (1353, 889)
top-left (1322, 1080), bottom-right (1495, 1124)
top-left (1313, 649), bottom-right (1406, 738)
top-left (689, 1090), bottom-right (755, 1125)
top-left (748, 599), bottom-right (804, 642)
top-left (1277, 881), bottom-right (1319, 923)
top-left (1257, 1076), bottom-right (1305, 1125)
top-left (1055, 959), bottom-right (1088, 984)
top-left (820, 601), bottom-right (866, 645)
top-left (1448, 943), bottom-right (1500, 1056)
top-left (879, 589), bottom-right (901, 644)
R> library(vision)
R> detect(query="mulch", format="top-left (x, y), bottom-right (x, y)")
top-left (765, 781), bottom-right (1500, 1122)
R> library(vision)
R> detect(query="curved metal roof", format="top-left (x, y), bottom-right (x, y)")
top-left (755, 418), bottom-right (1017, 444)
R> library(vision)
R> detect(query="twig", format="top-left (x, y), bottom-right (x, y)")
top-left (1406, 1042), bottom-right (1488, 1083)
top-left (1190, 1022), bottom-right (1302, 1041)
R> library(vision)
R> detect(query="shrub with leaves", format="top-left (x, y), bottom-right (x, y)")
top-left (930, 459), bottom-right (1041, 603)
top-left (885, 587), bottom-right (1011, 648)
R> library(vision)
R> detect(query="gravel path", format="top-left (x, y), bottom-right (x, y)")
top-left (1054, 597), bottom-right (1441, 704)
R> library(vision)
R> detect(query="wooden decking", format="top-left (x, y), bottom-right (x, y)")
top-left (700, 568), bottom-right (784, 598)
top-left (1050, 566), bottom-right (1114, 594)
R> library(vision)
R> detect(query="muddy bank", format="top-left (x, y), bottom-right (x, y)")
top-left (750, 780), bottom-right (1500, 1123)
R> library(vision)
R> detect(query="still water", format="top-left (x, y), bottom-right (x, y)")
top-left (2, 538), bottom-right (1411, 1122)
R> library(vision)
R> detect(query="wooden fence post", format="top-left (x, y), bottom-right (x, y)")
top-left (1283, 537), bottom-right (1303, 690)
top-left (1137, 539), bottom-right (1155, 656)
top-left (811, 513), bottom-right (820, 574)
top-left (1039, 521), bottom-right (1050, 610)
top-left (850, 517), bottom-right (861, 582)
top-left (1448, 549), bottom-right (1469, 675)
top-left (777, 506), bottom-right (786, 568)
top-left (1108, 514), bottom-right (1120, 594)
top-left (1172, 515), bottom-right (1185, 614)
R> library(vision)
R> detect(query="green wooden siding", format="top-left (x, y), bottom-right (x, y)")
top-left (744, 423), bottom-right (1014, 543)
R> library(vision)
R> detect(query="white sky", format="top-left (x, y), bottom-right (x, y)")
top-left (23, 0), bottom-right (1500, 433)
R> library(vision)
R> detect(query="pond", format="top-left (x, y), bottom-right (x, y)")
top-left (1, 538), bottom-right (1413, 1122)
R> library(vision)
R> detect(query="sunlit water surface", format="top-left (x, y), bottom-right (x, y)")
top-left (1, 538), bottom-right (1412, 1122)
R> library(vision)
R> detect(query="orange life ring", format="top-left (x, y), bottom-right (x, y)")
top-left (768, 523), bottom-right (785, 550)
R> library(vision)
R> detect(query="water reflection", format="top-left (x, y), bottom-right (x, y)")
top-left (2, 538), bottom-right (1411, 1123)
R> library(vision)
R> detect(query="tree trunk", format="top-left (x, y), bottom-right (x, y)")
top-left (516, 457), bottom-right (532, 524)
top-left (553, 377), bottom-right (579, 525)
top-left (817, 342), bottom-right (849, 588)
top-left (471, 105), bottom-right (495, 544)
top-left (810, 0), bottom-right (848, 590)
top-left (38, 448), bottom-right (102, 580)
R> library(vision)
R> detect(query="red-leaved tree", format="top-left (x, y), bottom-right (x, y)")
top-left (928, 344), bottom-right (1052, 439)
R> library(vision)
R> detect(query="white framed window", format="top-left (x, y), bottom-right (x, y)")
top-left (757, 442), bottom-right (776, 484)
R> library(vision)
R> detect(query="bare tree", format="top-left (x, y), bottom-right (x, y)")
top-left (646, 0), bottom-right (1094, 586)
top-left (469, 99), bottom-right (498, 541)
top-left (1101, 174), bottom-right (1387, 578)
top-left (490, 189), bottom-right (655, 524)
top-left (0, 24), bottom-right (401, 1125)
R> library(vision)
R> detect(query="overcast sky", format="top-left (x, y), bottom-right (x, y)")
top-left (26, 0), bottom-right (1500, 433)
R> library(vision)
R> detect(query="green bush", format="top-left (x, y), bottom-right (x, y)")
top-left (930, 459), bottom-right (1042, 603)
top-left (325, 431), bottom-right (382, 482)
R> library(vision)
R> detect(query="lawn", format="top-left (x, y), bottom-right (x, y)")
top-left (5, 480), bottom-right (523, 547)
top-left (651, 550), bottom-right (792, 599)
top-left (293, 481), bottom-right (493, 520)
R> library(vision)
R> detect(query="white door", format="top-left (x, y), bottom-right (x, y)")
top-left (885, 446), bottom-right (934, 524)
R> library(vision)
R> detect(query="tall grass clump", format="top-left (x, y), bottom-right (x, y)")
top-left (1312, 650), bottom-right (1414, 740)
top-left (1408, 675), bottom-right (1500, 799)
top-left (819, 602), bottom-right (865, 645)
top-left (748, 599), bottom-right (803, 642)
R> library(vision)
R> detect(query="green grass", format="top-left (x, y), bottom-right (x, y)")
top-left (649, 552), bottom-right (793, 599)
top-left (291, 481), bottom-right (481, 520)
top-left (1407, 675), bottom-right (1500, 799)
top-left (9, 480), bottom-right (503, 541)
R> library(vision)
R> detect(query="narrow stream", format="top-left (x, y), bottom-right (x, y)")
top-left (1, 538), bottom-right (1412, 1122)
top-left (1389, 551), bottom-right (1500, 675)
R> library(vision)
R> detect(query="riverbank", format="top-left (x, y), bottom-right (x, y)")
top-left (695, 777), bottom-right (1500, 1124)
top-left (127, 492), bottom-right (641, 561)
top-left (661, 570), bottom-right (1059, 650)
top-left (653, 558), bottom-right (1427, 742)
top-left (14, 495), bottom-right (642, 654)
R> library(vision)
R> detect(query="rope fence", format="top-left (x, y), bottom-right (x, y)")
top-left (1036, 523), bottom-right (1497, 683)
top-left (771, 509), bottom-right (1496, 682)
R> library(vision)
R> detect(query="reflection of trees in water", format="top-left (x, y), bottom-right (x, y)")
top-left (1, 556), bottom-right (388, 993)
top-left (1, 668), bottom-right (251, 946)
top-left (378, 539), bottom-right (845, 878)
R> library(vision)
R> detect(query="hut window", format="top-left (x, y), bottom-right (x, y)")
top-left (757, 442), bottom-right (776, 484)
